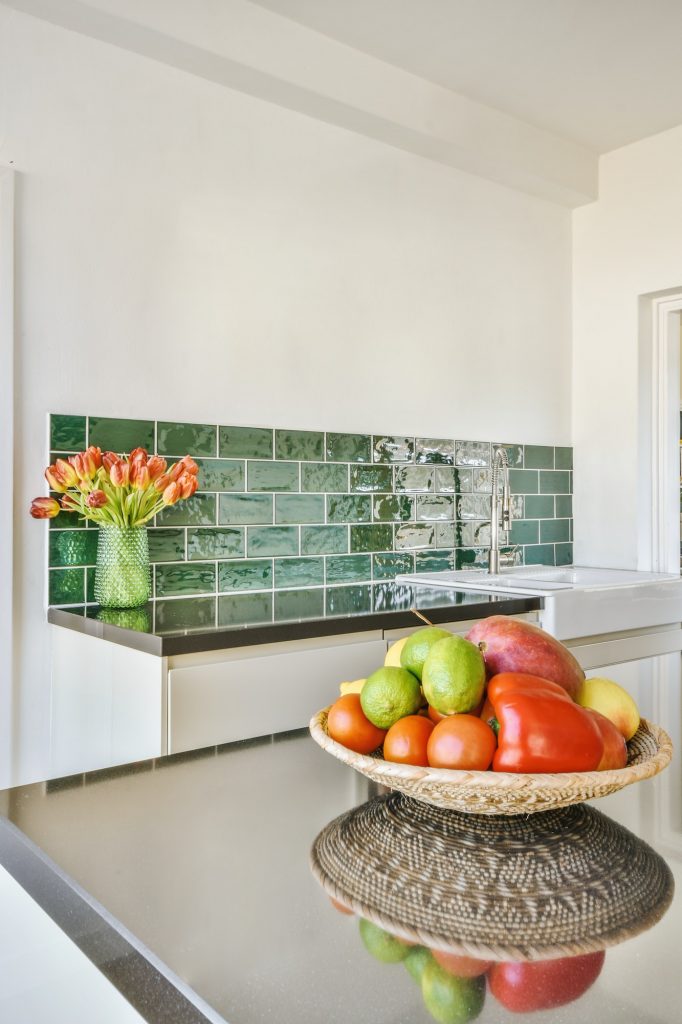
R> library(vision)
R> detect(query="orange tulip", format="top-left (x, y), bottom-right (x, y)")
top-left (109, 461), bottom-right (130, 487)
top-left (146, 455), bottom-right (167, 482)
top-left (131, 462), bottom-right (150, 490)
top-left (45, 465), bottom-right (67, 492)
top-left (60, 493), bottom-right (79, 511)
top-left (52, 458), bottom-right (78, 488)
top-left (102, 451), bottom-right (119, 472)
top-left (162, 481), bottom-right (182, 505)
top-left (69, 451), bottom-right (97, 480)
top-left (168, 461), bottom-right (184, 483)
top-left (177, 472), bottom-right (198, 499)
top-left (180, 456), bottom-right (199, 477)
top-left (87, 445), bottom-right (103, 469)
top-left (86, 490), bottom-right (108, 508)
top-left (30, 497), bottom-right (61, 519)
top-left (129, 447), bottom-right (148, 466)
top-left (153, 472), bottom-right (171, 492)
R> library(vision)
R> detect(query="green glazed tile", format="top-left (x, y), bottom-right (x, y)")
top-left (301, 526), bottom-right (348, 555)
top-left (415, 550), bottom-right (454, 572)
top-left (555, 495), bottom-right (573, 518)
top-left (493, 443), bottom-right (523, 467)
top-left (509, 520), bottom-right (539, 545)
top-left (456, 494), bottom-right (491, 520)
top-left (523, 544), bottom-right (556, 566)
top-left (275, 494), bottom-right (325, 524)
top-left (275, 429), bottom-right (324, 461)
top-left (218, 592), bottom-right (272, 626)
top-left (473, 469), bottom-right (492, 493)
top-left (415, 438), bottom-right (454, 465)
top-left (325, 585), bottom-right (372, 617)
top-left (156, 494), bottom-right (216, 527)
top-left (49, 529), bottom-right (98, 567)
top-left (49, 568), bottom-right (85, 605)
top-left (349, 465), bottom-right (393, 493)
top-left (435, 467), bottom-right (472, 493)
top-left (394, 466), bottom-right (434, 492)
top-left (509, 469), bottom-right (539, 494)
top-left (86, 566), bottom-right (96, 603)
top-left (219, 559), bottom-right (272, 593)
top-left (148, 528), bottom-right (186, 563)
top-left (455, 441), bottom-right (491, 467)
top-left (195, 459), bottom-right (244, 492)
top-left (247, 526), bottom-right (298, 557)
top-left (300, 462), bottom-right (348, 493)
top-left (540, 470), bottom-right (571, 494)
top-left (417, 495), bottom-right (454, 521)
top-left (511, 496), bottom-right (524, 519)
top-left (455, 548), bottom-right (487, 570)
top-left (435, 523), bottom-right (456, 547)
top-left (248, 461), bottom-right (298, 492)
top-left (187, 527), bottom-right (244, 560)
top-left (395, 524), bottom-right (436, 550)
top-left (540, 518), bottom-right (570, 543)
top-left (373, 582), bottom-right (413, 613)
top-left (555, 447), bottom-right (573, 470)
top-left (49, 507), bottom-right (85, 530)
top-left (326, 432), bottom-right (371, 463)
top-left (156, 562), bottom-right (216, 597)
top-left (555, 542), bottom-right (573, 566)
top-left (327, 495), bottom-right (371, 523)
top-left (88, 417), bottom-right (154, 454)
top-left (274, 589), bottom-right (324, 621)
top-left (219, 493), bottom-right (272, 525)
top-left (50, 414), bottom-right (86, 451)
top-left (524, 495), bottom-right (554, 519)
top-left (157, 422), bottom-right (217, 457)
top-left (274, 557), bottom-right (324, 589)
top-left (524, 445), bottom-right (554, 469)
top-left (373, 495), bottom-right (414, 522)
top-left (372, 552), bottom-right (414, 579)
top-left (219, 425), bottom-right (273, 460)
top-left (456, 522), bottom-right (486, 546)
top-left (156, 597), bottom-right (217, 630)
top-left (325, 554), bottom-right (372, 584)
top-left (350, 524), bottom-right (393, 553)
top-left (372, 436), bottom-right (414, 463)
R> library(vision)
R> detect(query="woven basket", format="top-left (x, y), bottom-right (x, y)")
top-left (309, 708), bottom-right (672, 815)
top-left (310, 794), bottom-right (675, 960)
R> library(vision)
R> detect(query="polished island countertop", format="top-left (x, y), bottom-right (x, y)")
top-left (47, 584), bottom-right (543, 656)
top-left (0, 650), bottom-right (680, 1024)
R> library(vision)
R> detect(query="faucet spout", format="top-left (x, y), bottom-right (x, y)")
top-left (489, 447), bottom-right (511, 575)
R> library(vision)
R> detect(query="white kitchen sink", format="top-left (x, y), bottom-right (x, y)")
top-left (398, 565), bottom-right (679, 595)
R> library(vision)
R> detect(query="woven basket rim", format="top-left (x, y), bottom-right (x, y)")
top-left (309, 706), bottom-right (673, 796)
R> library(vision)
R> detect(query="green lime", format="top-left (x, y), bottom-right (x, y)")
top-left (421, 961), bottom-right (485, 1024)
top-left (404, 946), bottom-right (434, 984)
top-left (360, 666), bottom-right (421, 729)
top-left (400, 627), bottom-right (452, 680)
top-left (359, 918), bottom-right (409, 963)
top-left (421, 636), bottom-right (486, 715)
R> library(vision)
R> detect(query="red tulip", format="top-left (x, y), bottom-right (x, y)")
top-left (180, 456), bottom-right (199, 476)
top-left (129, 447), bottom-right (148, 466)
top-left (86, 490), bottom-right (108, 508)
top-left (45, 465), bottom-right (67, 492)
top-left (130, 462), bottom-right (150, 490)
top-left (102, 451), bottom-right (119, 472)
top-left (153, 472), bottom-right (171, 492)
top-left (177, 472), bottom-right (198, 499)
top-left (109, 461), bottom-right (130, 487)
top-left (162, 481), bottom-right (182, 505)
top-left (146, 455), bottom-right (167, 482)
top-left (30, 497), bottom-right (61, 519)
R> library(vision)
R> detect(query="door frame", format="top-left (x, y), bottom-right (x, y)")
top-left (0, 164), bottom-right (15, 783)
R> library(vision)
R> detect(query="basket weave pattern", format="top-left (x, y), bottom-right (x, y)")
top-left (309, 708), bottom-right (673, 815)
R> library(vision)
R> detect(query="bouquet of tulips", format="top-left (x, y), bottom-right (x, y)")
top-left (30, 447), bottom-right (200, 526)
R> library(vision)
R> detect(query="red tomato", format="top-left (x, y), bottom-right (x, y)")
top-left (489, 951), bottom-right (605, 1012)
top-left (427, 715), bottom-right (496, 770)
top-left (431, 950), bottom-right (492, 978)
top-left (327, 694), bottom-right (386, 754)
top-left (383, 715), bottom-right (434, 767)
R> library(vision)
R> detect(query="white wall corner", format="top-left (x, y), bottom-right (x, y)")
top-left (0, 162), bottom-right (15, 787)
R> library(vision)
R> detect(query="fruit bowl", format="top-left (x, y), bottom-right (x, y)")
top-left (309, 708), bottom-right (673, 816)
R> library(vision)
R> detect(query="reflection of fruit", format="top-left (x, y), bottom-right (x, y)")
top-left (422, 636), bottom-right (486, 715)
top-left (422, 961), bottom-right (486, 1023)
top-left (577, 677), bottom-right (640, 741)
top-left (584, 708), bottom-right (628, 769)
top-left (431, 951), bottom-right (492, 979)
top-left (361, 667), bottom-right (422, 730)
top-left (401, 627), bottom-right (452, 680)
top-left (384, 715), bottom-right (434, 766)
top-left (488, 951), bottom-right (605, 1012)
top-left (427, 716), bottom-right (496, 771)
top-left (327, 694), bottom-right (387, 754)
top-left (466, 616), bottom-right (584, 699)
top-left (359, 919), bottom-right (410, 963)
top-left (339, 678), bottom-right (365, 696)
top-left (404, 946), bottom-right (435, 984)
top-left (385, 636), bottom-right (409, 667)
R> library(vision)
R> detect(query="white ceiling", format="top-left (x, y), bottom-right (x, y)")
top-left (253, 0), bottom-right (682, 153)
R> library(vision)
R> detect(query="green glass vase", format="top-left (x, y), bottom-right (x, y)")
top-left (94, 526), bottom-right (151, 609)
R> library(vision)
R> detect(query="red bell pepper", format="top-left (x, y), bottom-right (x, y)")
top-left (489, 951), bottom-right (605, 1012)
top-left (488, 673), bottom-right (604, 773)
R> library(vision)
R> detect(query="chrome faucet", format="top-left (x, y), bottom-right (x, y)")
top-left (489, 447), bottom-right (511, 574)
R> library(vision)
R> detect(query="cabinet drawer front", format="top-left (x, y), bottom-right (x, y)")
top-left (168, 639), bottom-right (386, 753)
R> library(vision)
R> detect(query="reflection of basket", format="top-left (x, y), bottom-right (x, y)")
top-left (310, 793), bottom-right (675, 960)
top-left (309, 709), bottom-right (672, 816)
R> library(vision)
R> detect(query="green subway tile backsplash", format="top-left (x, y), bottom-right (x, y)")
top-left (47, 414), bottom-right (573, 611)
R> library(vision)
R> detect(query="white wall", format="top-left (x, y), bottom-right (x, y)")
top-left (0, 8), bottom-right (572, 785)
top-left (573, 125), bottom-right (682, 569)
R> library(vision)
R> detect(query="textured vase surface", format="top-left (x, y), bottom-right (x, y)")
top-left (94, 526), bottom-right (151, 609)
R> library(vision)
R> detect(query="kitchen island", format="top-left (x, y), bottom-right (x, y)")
top-left (0, 649), bottom-right (680, 1024)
